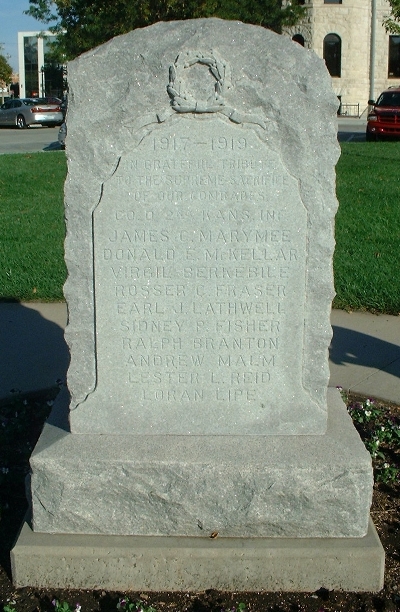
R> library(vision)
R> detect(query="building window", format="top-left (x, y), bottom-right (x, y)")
top-left (23, 36), bottom-right (39, 97)
top-left (323, 34), bottom-right (341, 77)
top-left (292, 34), bottom-right (305, 46)
top-left (42, 37), bottom-right (64, 96)
top-left (324, 0), bottom-right (342, 4)
top-left (388, 36), bottom-right (400, 78)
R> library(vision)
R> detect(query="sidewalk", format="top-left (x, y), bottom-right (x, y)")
top-left (0, 302), bottom-right (399, 404)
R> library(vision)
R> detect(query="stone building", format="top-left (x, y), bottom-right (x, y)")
top-left (283, 0), bottom-right (400, 116)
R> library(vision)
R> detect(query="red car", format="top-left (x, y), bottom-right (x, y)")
top-left (366, 87), bottom-right (400, 141)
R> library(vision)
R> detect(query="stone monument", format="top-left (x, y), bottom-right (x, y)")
top-left (12, 19), bottom-right (384, 591)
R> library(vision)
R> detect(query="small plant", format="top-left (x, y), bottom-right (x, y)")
top-left (365, 435), bottom-right (386, 461)
top-left (221, 605), bottom-right (246, 612)
top-left (3, 602), bottom-right (17, 612)
top-left (117, 598), bottom-right (157, 612)
top-left (344, 392), bottom-right (400, 486)
top-left (52, 600), bottom-right (81, 612)
top-left (375, 462), bottom-right (399, 484)
top-left (347, 397), bottom-right (384, 424)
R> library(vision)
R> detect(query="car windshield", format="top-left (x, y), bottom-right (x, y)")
top-left (22, 99), bottom-right (37, 106)
top-left (375, 92), bottom-right (400, 107)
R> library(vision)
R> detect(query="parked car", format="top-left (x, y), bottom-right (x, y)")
top-left (0, 98), bottom-right (64, 129)
top-left (38, 96), bottom-right (63, 105)
top-left (366, 87), bottom-right (400, 141)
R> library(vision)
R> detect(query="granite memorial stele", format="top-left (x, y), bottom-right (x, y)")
top-left (12, 18), bottom-right (384, 592)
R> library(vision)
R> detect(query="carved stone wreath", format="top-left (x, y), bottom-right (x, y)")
top-left (167, 51), bottom-right (229, 114)
top-left (165, 50), bottom-right (266, 130)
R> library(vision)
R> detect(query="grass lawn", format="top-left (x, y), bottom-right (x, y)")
top-left (0, 152), bottom-right (67, 302)
top-left (334, 142), bottom-right (400, 314)
top-left (0, 143), bottom-right (399, 312)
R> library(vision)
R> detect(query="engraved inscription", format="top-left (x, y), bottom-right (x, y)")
top-left (88, 119), bottom-right (311, 434)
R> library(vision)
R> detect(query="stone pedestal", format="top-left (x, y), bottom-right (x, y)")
top-left (12, 392), bottom-right (384, 592)
top-left (12, 517), bottom-right (384, 592)
top-left (27, 389), bottom-right (372, 539)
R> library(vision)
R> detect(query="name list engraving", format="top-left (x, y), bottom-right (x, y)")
top-left (90, 120), bottom-right (310, 433)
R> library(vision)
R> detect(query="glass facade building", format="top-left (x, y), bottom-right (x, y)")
top-left (18, 31), bottom-right (64, 98)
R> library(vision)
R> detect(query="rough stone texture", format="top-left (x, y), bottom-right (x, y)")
top-left (63, 18), bottom-right (340, 435)
top-left (11, 517), bottom-right (385, 592)
top-left (29, 389), bottom-right (373, 537)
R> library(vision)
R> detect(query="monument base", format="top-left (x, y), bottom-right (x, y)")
top-left (11, 517), bottom-right (384, 591)
top-left (27, 389), bottom-right (373, 538)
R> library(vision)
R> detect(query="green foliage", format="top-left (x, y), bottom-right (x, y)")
top-left (383, 0), bottom-right (400, 34)
top-left (333, 142), bottom-right (400, 314)
top-left (116, 599), bottom-right (245, 612)
top-left (25, 0), bottom-right (305, 60)
top-left (117, 598), bottom-right (156, 612)
top-left (0, 152), bottom-right (67, 302)
top-left (345, 393), bottom-right (400, 485)
top-left (0, 54), bottom-right (12, 85)
top-left (349, 399), bottom-right (384, 425)
top-left (52, 600), bottom-right (81, 612)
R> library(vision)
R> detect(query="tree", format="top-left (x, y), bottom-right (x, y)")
top-left (383, 0), bottom-right (400, 34)
top-left (25, 0), bottom-right (305, 61)
top-left (0, 54), bottom-right (12, 86)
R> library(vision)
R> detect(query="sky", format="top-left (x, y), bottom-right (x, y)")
top-left (0, 0), bottom-right (56, 73)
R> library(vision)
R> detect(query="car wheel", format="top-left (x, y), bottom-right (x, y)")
top-left (16, 115), bottom-right (27, 129)
top-left (365, 131), bottom-right (376, 142)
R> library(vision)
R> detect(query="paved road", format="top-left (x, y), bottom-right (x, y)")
top-left (337, 117), bottom-right (367, 142)
top-left (0, 125), bottom-right (63, 154)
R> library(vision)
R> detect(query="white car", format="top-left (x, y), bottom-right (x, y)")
top-left (0, 98), bottom-right (64, 129)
